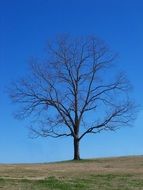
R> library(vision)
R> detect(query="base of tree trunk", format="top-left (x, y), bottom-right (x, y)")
top-left (73, 157), bottom-right (81, 161)
top-left (73, 138), bottom-right (80, 161)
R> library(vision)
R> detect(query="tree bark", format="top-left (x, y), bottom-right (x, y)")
top-left (73, 137), bottom-right (80, 160)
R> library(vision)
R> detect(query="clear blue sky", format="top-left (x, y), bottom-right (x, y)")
top-left (0, 0), bottom-right (143, 163)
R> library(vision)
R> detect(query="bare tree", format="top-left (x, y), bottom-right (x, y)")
top-left (9, 36), bottom-right (136, 160)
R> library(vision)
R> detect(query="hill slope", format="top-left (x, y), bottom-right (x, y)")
top-left (0, 156), bottom-right (143, 189)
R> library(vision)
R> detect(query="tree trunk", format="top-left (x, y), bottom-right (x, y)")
top-left (73, 138), bottom-right (80, 160)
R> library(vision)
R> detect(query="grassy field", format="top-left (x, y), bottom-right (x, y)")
top-left (0, 156), bottom-right (143, 189)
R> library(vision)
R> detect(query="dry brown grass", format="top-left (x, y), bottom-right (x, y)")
top-left (0, 156), bottom-right (143, 190)
top-left (0, 156), bottom-right (143, 180)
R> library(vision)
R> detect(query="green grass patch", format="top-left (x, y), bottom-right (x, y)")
top-left (0, 173), bottom-right (143, 190)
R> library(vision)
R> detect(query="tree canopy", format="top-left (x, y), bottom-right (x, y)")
top-left (9, 36), bottom-right (136, 160)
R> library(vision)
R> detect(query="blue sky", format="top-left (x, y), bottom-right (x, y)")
top-left (0, 0), bottom-right (143, 163)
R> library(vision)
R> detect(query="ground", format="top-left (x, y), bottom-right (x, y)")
top-left (0, 156), bottom-right (143, 189)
